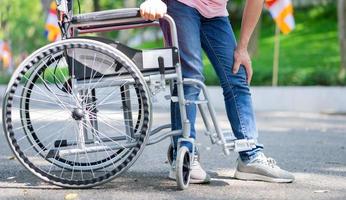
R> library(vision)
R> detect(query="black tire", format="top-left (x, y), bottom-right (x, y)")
top-left (176, 146), bottom-right (191, 190)
top-left (3, 39), bottom-right (151, 188)
top-left (167, 144), bottom-right (174, 166)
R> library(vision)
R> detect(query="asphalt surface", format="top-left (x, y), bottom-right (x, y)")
top-left (0, 106), bottom-right (346, 199)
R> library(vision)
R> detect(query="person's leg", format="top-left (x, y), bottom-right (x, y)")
top-left (200, 16), bottom-right (294, 183)
top-left (160, 0), bottom-right (210, 183)
top-left (200, 16), bottom-right (262, 162)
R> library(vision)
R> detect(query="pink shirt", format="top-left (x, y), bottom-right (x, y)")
top-left (178, 0), bottom-right (228, 18)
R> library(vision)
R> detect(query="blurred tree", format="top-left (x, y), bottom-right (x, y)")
top-left (41, 0), bottom-right (52, 13)
top-left (124, 0), bottom-right (137, 7)
top-left (338, 0), bottom-right (346, 79)
top-left (0, 0), bottom-right (46, 56)
top-left (93, 0), bottom-right (100, 11)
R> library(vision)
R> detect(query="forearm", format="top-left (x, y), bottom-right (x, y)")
top-left (238, 0), bottom-right (264, 50)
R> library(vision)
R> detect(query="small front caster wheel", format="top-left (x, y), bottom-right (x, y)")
top-left (167, 144), bottom-right (199, 166)
top-left (176, 146), bottom-right (191, 190)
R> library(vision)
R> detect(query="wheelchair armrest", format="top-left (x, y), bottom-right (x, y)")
top-left (70, 8), bottom-right (180, 53)
top-left (71, 8), bottom-right (157, 35)
top-left (72, 8), bottom-right (143, 24)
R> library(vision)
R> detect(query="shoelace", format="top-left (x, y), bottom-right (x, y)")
top-left (254, 155), bottom-right (278, 168)
top-left (267, 157), bottom-right (278, 168)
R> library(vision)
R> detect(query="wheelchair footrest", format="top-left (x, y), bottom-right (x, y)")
top-left (224, 139), bottom-right (256, 152)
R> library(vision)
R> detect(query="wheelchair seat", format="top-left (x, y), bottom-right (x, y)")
top-left (67, 37), bottom-right (178, 80)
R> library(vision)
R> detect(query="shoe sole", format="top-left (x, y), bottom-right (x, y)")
top-left (234, 171), bottom-right (294, 183)
top-left (168, 173), bottom-right (210, 184)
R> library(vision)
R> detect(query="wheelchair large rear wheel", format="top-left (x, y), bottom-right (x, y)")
top-left (2, 39), bottom-right (151, 188)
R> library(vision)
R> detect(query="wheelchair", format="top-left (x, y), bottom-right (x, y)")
top-left (2, 0), bottom-right (256, 189)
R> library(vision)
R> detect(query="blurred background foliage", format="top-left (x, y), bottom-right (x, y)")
top-left (0, 0), bottom-right (344, 86)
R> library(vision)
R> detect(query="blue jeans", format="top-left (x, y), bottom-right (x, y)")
top-left (160, 0), bottom-right (263, 161)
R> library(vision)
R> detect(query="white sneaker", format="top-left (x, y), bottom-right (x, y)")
top-left (169, 155), bottom-right (211, 184)
top-left (234, 152), bottom-right (295, 183)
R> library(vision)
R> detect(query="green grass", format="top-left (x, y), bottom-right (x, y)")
top-left (249, 4), bottom-right (342, 86)
top-left (20, 67), bottom-right (69, 85)
top-left (40, 67), bottom-right (69, 83)
top-left (0, 73), bottom-right (11, 84)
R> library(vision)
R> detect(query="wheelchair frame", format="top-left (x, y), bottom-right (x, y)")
top-left (64, 6), bottom-right (234, 153)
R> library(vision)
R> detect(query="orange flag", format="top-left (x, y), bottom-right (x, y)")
top-left (45, 1), bottom-right (61, 42)
top-left (0, 40), bottom-right (12, 68)
top-left (265, 0), bottom-right (295, 34)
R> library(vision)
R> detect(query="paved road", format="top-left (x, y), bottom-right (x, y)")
top-left (0, 109), bottom-right (345, 200)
